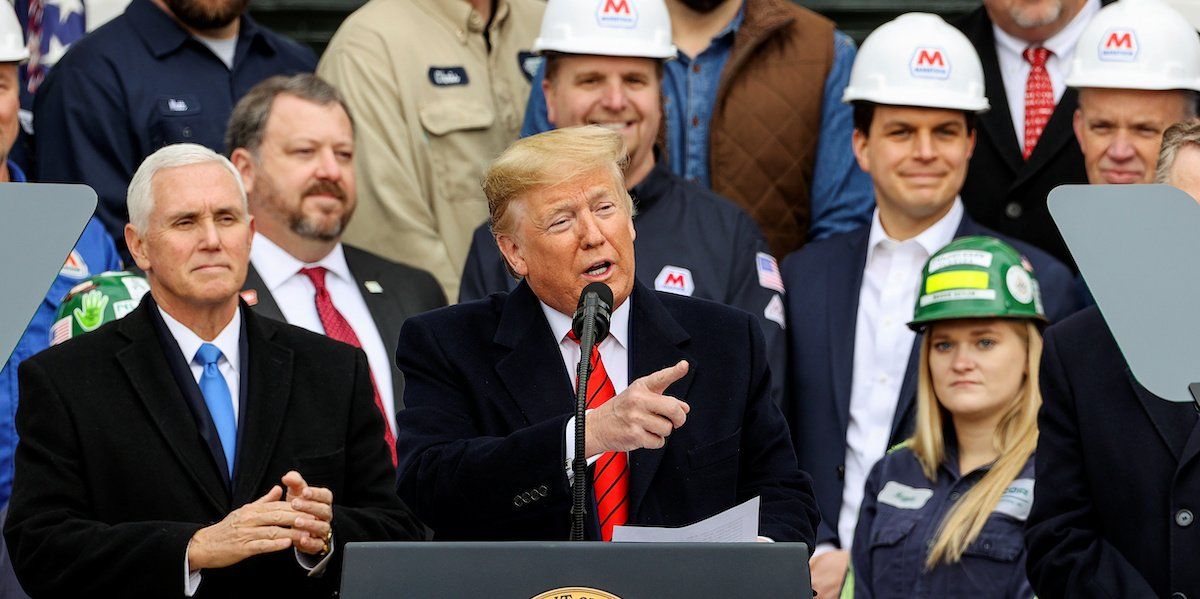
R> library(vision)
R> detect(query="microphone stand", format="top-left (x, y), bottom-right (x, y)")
top-left (570, 297), bottom-right (602, 541)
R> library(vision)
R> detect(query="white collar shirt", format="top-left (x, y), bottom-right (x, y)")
top-left (993, 0), bottom-right (1100, 147)
top-left (249, 233), bottom-right (397, 436)
top-left (838, 198), bottom-right (964, 549)
top-left (158, 306), bottom-right (242, 421)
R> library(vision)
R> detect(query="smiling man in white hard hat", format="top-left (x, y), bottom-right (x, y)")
top-left (1067, 0), bottom-right (1200, 185)
top-left (780, 13), bottom-right (1081, 597)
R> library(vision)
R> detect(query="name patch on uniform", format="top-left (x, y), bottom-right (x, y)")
top-left (59, 250), bottom-right (88, 279)
top-left (517, 51), bottom-right (542, 83)
top-left (155, 95), bottom-right (201, 116)
top-left (654, 265), bottom-right (694, 296)
top-left (764, 294), bottom-right (786, 329)
top-left (755, 252), bottom-right (785, 293)
top-left (597, 0), bottom-right (638, 29)
top-left (878, 481), bottom-right (934, 510)
top-left (993, 478), bottom-right (1034, 521)
top-left (428, 66), bottom-right (469, 87)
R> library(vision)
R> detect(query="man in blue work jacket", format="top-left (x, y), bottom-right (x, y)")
top-left (0, 1), bottom-right (121, 511)
top-left (32, 0), bottom-right (315, 259)
top-left (780, 14), bottom-right (1080, 597)
top-left (459, 0), bottom-right (786, 400)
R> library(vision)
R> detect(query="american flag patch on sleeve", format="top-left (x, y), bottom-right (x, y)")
top-left (756, 252), bottom-right (785, 293)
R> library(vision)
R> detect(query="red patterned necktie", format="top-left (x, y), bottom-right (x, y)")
top-left (568, 330), bottom-right (627, 541)
top-left (300, 266), bottom-right (397, 466)
top-left (1022, 46), bottom-right (1054, 160)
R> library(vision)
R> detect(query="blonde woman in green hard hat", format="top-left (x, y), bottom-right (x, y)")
top-left (844, 236), bottom-right (1043, 599)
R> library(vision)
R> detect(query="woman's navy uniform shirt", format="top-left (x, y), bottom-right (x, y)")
top-left (850, 442), bottom-right (1035, 599)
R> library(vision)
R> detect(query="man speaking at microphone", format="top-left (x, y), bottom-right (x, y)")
top-left (394, 126), bottom-right (819, 543)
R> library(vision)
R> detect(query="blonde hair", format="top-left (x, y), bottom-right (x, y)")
top-left (482, 125), bottom-right (633, 239)
top-left (909, 319), bottom-right (1043, 568)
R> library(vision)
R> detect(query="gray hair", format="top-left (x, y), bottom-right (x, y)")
top-left (127, 143), bottom-right (247, 232)
top-left (224, 73), bottom-right (354, 157)
top-left (1157, 118), bottom-right (1200, 183)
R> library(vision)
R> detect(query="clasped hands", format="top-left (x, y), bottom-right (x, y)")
top-left (187, 471), bottom-right (333, 570)
top-left (583, 360), bottom-right (691, 458)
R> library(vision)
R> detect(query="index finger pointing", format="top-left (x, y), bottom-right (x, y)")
top-left (641, 360), bottom-right (689, 394)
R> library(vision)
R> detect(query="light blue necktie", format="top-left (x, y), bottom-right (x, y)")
top-left (194, 343), bottom-right (236, 477)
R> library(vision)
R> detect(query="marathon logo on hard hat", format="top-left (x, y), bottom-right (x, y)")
top-left (909, 47), bottom-right (951, 80)
top-left (597, 0), bottom-right (637, 29)
top-left (1098, 28), bottom-right (1138, 62)
top-left (654, 265), bottom-right (694, 296)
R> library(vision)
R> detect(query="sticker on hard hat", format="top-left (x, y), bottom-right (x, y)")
top-left (925, 271), bottom-right (989, 294)
top-left (1006, 265), bottom-right (1034, 304)
top-left (909, 47), bottom-right (951, 80)
top-left (1098, 28), bottom-right (1138, 62)
top-left (597, 0), bottom-right (637, 29)
top-left (928, 250), bottom-right (992, 273)
top-left (919, 289), bottom-right (997, 307)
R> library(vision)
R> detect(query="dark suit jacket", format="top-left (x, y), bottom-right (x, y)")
top-left (242, 243), bottom-right (446, 410)
top-left (394, 281), bottom-right (820, 543)
top-left (4, 298), bottom-right (425, 598)
top-left (780, 213), bottom-right (1080, 546)
top-left (1027, 306), bottom-right (1200, 598)
top-left (953, 7), bottom-right (1090, 271)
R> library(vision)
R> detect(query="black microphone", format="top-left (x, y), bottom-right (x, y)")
top-left (569, 282), bottom-right (613, 541)
top-left (572, 282), bottom-right (614, 343)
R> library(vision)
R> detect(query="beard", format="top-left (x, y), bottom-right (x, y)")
top-left (677, 0), bottom-right (731, 13)
top-left (1009, 0), bottom-right (1064, 29)
top-left (258, 175), bottom-right (353, 242)
top-left (163, 0), bottom-right (249, 30)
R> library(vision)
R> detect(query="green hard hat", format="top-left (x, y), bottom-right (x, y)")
top-left (50, 271), bottom-right (150, 346)
top-left (908, 236), bottom-right (1046, 331)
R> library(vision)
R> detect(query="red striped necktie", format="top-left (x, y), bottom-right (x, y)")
top-left (300, 266), bottom-right (397, 466)
top-left (568, 331), bottom-right (628, 541)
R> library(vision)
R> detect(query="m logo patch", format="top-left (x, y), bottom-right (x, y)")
top-left (909, 47), bottom-right (950, 80)
top-left (654, 265), bottom-right (694, 296)
top-left (1099, 29), bottom-right (1138, 62)
top-left (427, 66), bottom-right (470, 87)
top-left (597, 0), bottom-right (637, 29)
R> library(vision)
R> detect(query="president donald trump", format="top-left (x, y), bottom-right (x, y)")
top-left (395, 126), bottom-right (819, 543)
top-left (5, 144), bottom-right (424, 597)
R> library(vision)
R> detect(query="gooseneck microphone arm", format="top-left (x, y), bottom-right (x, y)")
top-left (570, 282), bottom-right (613, 541)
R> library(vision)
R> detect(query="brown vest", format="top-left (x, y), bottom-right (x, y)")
top-left (710, 0), bottom-right (835, 258)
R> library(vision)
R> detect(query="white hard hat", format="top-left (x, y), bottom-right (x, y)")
top-left (1066, 0), bottom-right (1200, 92)
top-left (0, 2), bottom-right (28, 64)
top-left (533, 0), bottom-right (676, 59)
top-left (842, 13), bottom-right (989, 113)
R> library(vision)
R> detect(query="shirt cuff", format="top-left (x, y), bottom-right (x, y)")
top-left (296, 536), bottom-right (335, 577)
top-left (184, 546), bottom-right (202, 596)
top-left (564, 413), bottom-right (601, 484)
top-left (812, 541), bottom-right (839, 559)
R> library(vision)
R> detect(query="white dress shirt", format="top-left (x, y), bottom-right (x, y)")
top-left (160, 306), bottom-right (330, 596)
top-left (836, 199), bottom-right (963, 551)
top-left (993, 0), bottom-right (1100, 147)
top-left (249, 233), bottom-right (397, 437)
top-left (540, 296), bottom-right (632, 481)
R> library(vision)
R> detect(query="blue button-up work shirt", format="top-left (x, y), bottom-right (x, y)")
top-left (850, 443), bottom-right (1036, 599)
top-left (0, 161), bottom-right (122, 507)
top-left (33, 0), bottom-right (316, 256)
top-left (520, 5), bottom-right (872, 241)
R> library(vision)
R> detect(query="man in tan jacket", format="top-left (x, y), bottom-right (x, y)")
top-left (317, 0), bottom-right (544, 300)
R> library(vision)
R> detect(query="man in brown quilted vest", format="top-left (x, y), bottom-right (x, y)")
top-left (520, 0), bottom-right (873, 258)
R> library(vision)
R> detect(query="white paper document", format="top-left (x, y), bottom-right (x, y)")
top-left (610, 497), bottom-right (760, 543)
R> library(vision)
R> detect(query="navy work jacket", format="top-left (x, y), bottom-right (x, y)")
top-left (33, 0), bottom-right (315, 256)
top-left (850, 444), bottom-right (1035, 599)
